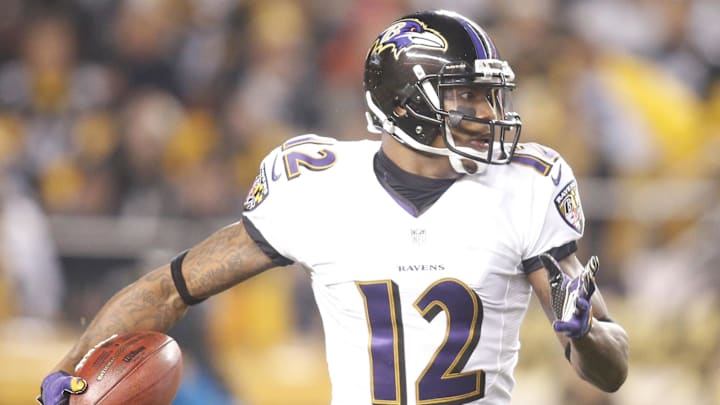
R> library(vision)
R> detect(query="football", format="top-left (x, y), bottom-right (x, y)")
top-left (70, 331), bottom-right (183, 405)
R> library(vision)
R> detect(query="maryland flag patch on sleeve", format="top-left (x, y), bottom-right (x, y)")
top-left (243, 166), bottom-right (269, 211)
top-left (554, 180), bottom-right (584, 234)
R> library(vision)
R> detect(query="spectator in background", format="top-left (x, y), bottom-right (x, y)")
top-left (109, 0), bottom-right (182, 97)
top-left (0, 7), bottom-right (116, 214)
top-left (114, 88), bottom-right (184, 217)
top-left (173, 0), bottom-right (245, 107)
top-left (316, 0), bottom-right (404, 138)
top-left (0, 174), bottom-right (64, 319)
top-left (222, 0), bottom-right (319, 196)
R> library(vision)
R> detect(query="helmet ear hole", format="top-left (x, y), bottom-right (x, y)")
top-left (396, 84), bottom-right (417, 104)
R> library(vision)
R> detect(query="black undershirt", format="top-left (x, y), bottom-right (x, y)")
top-left (373, 149), bottom-right (457, 217)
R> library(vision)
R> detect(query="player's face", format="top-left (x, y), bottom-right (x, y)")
top-left (439, 85), bottom-right (498, 152)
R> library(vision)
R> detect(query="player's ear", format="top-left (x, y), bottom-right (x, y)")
top-left (393, 106), bottom-right (408, 117)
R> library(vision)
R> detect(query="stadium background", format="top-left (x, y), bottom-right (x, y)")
top-left (0, 0), bottom-right (718, 404)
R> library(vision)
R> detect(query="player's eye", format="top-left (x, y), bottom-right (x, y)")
top-left (458, 91), bottom-right (476, 101)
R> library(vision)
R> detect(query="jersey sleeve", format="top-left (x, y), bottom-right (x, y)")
top-left (241, 134), bottom-right (339, 264)
top-left (520, 149), bottom-right (585, 273)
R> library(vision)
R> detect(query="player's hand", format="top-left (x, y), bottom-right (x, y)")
top-left (37, 371), bottom-right (87, 405)
top-left (540, 253), bottom-right (599, 339)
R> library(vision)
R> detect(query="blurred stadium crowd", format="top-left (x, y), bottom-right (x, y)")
top-left (0, 0), bottom-right (719, 404)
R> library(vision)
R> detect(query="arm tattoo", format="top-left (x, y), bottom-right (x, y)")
top-left (57, 220), bottom-right (270, 373)
top-left (182, 221), bottom-right (275, 298)
top-left (107, 271), bottom-right (185, 331)
top-left (60, 267), bottom-right (186, 372)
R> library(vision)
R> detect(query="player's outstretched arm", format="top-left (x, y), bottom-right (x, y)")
top-left (528, 253), bottom-right (629, 392)
top-left (41, 220), bottom-right (275, 403)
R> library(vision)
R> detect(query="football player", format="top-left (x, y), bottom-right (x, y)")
top-left (39, 10), bottom-right (628, 405)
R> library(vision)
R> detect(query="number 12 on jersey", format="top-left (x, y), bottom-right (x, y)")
top-left (356, 278), bottom-right (486, 405)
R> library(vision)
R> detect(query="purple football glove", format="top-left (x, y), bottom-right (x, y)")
top-left (540, 254), bottom-right (599, 339)
top-left (37, 371), bottom-right (87, 405)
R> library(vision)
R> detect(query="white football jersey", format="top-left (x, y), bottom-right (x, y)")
top-left (242, 135), bottom-right (584, 405)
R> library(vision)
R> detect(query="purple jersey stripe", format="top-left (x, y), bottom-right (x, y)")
top-left (511, 154), bottom-right (552, 175)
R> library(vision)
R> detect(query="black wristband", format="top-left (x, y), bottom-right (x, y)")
top-left (171, 250), bottom-right (206, 306)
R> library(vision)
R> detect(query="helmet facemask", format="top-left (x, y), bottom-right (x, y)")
top-left (386, 59), bottom-right (522, 172)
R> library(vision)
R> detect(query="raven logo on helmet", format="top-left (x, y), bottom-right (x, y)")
top-left (369, 19), bottom-right (447, 60)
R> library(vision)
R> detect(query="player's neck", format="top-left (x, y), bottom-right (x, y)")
top-left (381, 134), bottom-right (460, 179)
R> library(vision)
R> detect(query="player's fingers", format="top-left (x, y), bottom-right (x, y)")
top-left (586, 255), bottom-right (599, 275)
top-left (552, 320), bottom-right (572, 333)
top-left (38, 373), bottom-right (87, 405)
top-left (62, 376), bottom-right (88, 395)
top-left (575, 297), bottom-right (590, 312)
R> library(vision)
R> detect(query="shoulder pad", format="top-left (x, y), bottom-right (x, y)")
top-left (510, 142), bottom-right (561, 177)
top-left (280, 134), bottom-right (338, 150)
top-left (275, 134), bottom-right (339, 180)
top-left (243, 134), bottom-right (340, 211)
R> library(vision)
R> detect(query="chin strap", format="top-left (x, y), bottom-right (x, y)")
top-left (448, 155), bottom-right (488, 175)
top-left (443, 121), bottom-right (490, 175)
top-left (448, 155), bottom-right (470, 174)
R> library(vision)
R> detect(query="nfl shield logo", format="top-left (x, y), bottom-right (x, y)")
top-left (411, 229), bottom-right (427, 244)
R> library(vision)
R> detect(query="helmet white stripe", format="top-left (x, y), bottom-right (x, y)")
top-left (412, 65), bottom-right (440, 109)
